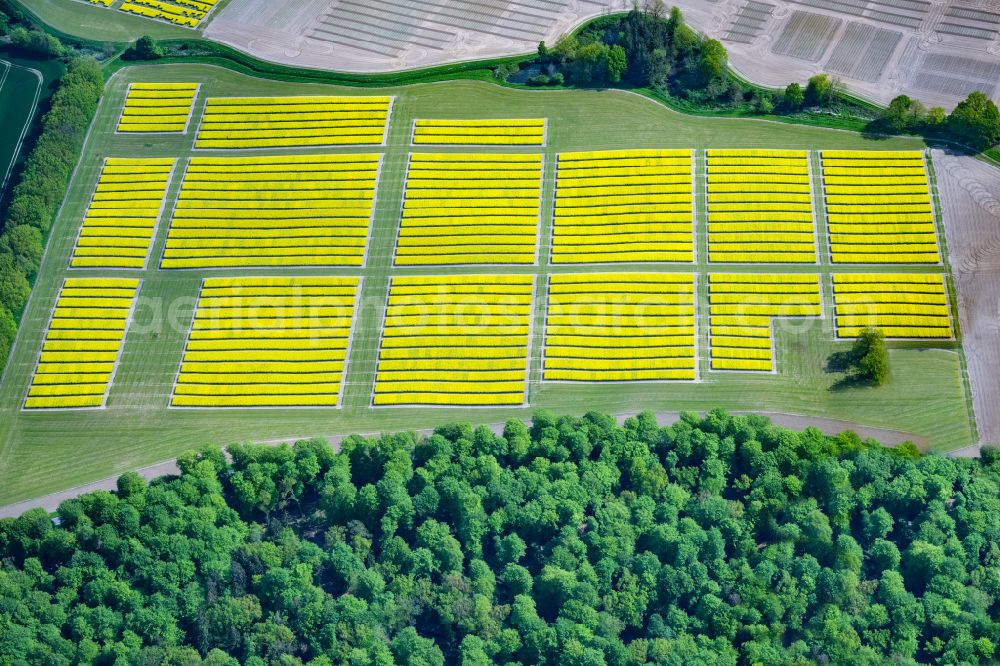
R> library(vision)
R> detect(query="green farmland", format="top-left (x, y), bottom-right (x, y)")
top-left (0, 63), bottom-right (975, 505)
top-left (0, 53), bottom-right (54, 195)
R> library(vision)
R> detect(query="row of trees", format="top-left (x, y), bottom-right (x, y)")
top-left (504, 4), bottom-right (1000, 152)
top-left (0, 58), bottom-right (104, 373)
top-left (2, 410), bottom-right (998, 664)
top-left (533, 6), bottom-right (734, 101)
top-left (875, 91), bottom-right (1000, 150)
top-left (0, 1), bottom-right (65, 56)
top-left (498, 8), bottom-right (860, 116)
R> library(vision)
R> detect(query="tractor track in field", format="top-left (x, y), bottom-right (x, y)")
top-left (932, 150), bottom-right (1000, 446)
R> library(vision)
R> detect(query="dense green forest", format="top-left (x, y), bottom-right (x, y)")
top-left (1, 411), bottom-right (998, 665)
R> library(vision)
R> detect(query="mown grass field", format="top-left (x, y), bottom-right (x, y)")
top-left (0, 63), bottom-right (975, 505)
top-left (18, 0), bottom-right (197, 41)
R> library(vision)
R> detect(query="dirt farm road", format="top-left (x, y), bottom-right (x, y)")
top-left (0, 411), bottom-right (933, 519)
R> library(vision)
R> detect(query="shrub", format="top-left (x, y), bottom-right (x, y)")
top-left (805, 73), bottom-right (835, 107)
top-left (124, 35), bottom-right (164, 60)
top-left (9, 26), bottom-right (63, 57)
top-left (782, 82), bottom-right (804, 111)
top-left (753, 91), bottom-right (774, 114)
top-left (492, 62), bottom-right (518, 81)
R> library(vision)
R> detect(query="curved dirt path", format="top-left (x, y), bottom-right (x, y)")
top-left (0, 411), bottom-right (931, 518)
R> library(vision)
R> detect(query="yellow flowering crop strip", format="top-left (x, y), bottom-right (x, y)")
top-left (708, 274), bottom-right (822, 372)
top-left (118, 0), bottom-right (219, 28)
top-left (195, 96), bottom-right (392, 149)
top-left (394, 154), bottom-right (542, 266)
top-left (832, 273), bottom-right (953, 339)
top-left (543, 273), bottom-right (697, 381)
top-left (117, 83), bottom-right (199, 133)
top-left (24, 278), bottom-right (140, 410)
top-left (706, 149), bottom-right (816, 263)
top-left (551, 150), bottom-right (694, 264)
top-left (373, 275), bottom-right (534, 406)
top-left (171, 277), bottom-right (361, 408)
top-left (412, 119), bottom-right (546, 146)
top-left (161, 154), bottom-right (379, 269)
top-left (70, 158), bottom-right (175, 270)
top-left (821, 150), bottom-right (940, 264)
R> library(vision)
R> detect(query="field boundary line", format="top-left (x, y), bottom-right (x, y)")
top-left (66, 157), bottom-right (105, 271)
top-left (361, 152), bottom-right (386, 270)
top-left (103, 279), bottom-right (143, 408)
top-left (337, 276), bottom-right (365, 409)
top-left (111, 81), bottom-right (131, 135)
top-left (18, 279), bottom-right (67, 411)
top-left (182, 83), bottom-right (202, 135)
top-left (142, 158), bottom-right (180, 271)
top-left (0, 72), bottom-right (106, 407)
top-left (366, 274), bottom-right (393, 408)
top-left (522, 274), bottom-right (538, 406)
top-left (165, 276), bottom-right (203, 409)
top-left (533, 152), bottom-right (545, 267)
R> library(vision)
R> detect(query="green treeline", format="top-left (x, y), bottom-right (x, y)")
top-left (511, 6), bottom-right (1000, 152)
top-left (0, 57), bottom-right (103, 371)
top-left (2, 410), bottom-right (999, 665)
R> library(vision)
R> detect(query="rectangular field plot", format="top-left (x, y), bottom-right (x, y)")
top-left (161, 154), bottom-right (379, 269)
top-left (771, 10), bottom-right (842, 62)
top-left (171, 277), bottom-right (361, 408)
top-left (71, 158), bottom-right (174, 269)
top-left (395, 153), bottom-right (541, 265)
top-left (707, 150), bottom-right (816, 263)
top-left (119, 0), bottom-right (220, 27)
top-left (552, 150), bottom-right (693, 264)
top-left (821, 151), bottom-right (940, 264)
top-left (117, 83), bottom-right (198, 133)
top-left (412, 119), bottom-right (546, 146)
top-left (373, 275), bottom-right (534, 406)
top-left (824, 23), bottom-right (902, 83)
top-left (543, 273), bottom-right (696, 381)
top-left (832, 274), bottom-right (953, 339)
top-left (24, 278), bottom-right (140, 410)
top-left (708, 274), bottom-right (822, 372)
top-left (195, 96), bottom-right (391, 149)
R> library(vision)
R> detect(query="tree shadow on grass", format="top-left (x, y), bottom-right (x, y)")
top-left (860, 121), bottom-right (896, 142)
top-left (825, 350), bottom-right (878, 391)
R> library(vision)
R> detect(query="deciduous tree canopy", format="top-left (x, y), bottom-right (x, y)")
top-left (1, 411), bottom-right (999, 665)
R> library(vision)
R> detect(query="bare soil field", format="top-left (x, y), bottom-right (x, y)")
top-left (933, 149), bottom-right (1000, 445)
top-left (673, 0), bottom-right (1000, 109)
top-left (204, 0), bottom-right (628, 73)
top-left (203, 0), bottom-right (1000, 109)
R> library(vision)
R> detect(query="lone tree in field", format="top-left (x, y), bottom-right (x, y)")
top-left (853, 326), bottom-right (889, 385)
